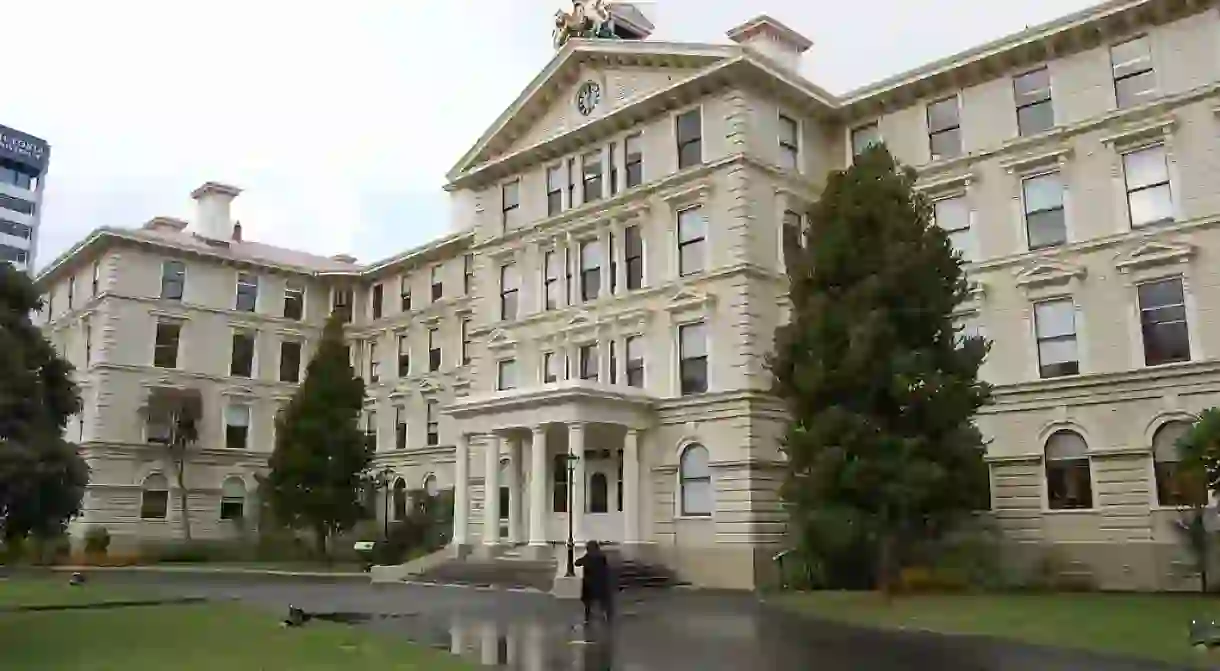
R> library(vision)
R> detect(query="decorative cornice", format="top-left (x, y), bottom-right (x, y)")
top-left (1099, 115), bottom-right (1177, 148)
top-left (1113, 238), bottom-right (1196, 273)
top-left (999, 146), bottom-right (1074, 174)
top-left (1013, 258), bottom-right (1088, 289)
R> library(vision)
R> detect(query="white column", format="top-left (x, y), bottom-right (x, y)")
top-left (599, 227), bottom-right (612, 299)
top-left (613, 222), bottom-right (627, 295)
top-left (483, 435), bottom-right (501, 546)
top-left (528, 425), bottom-right (548, 548)
top-left (623, 428), bottom-right (641, 545)
top-left (569, 423), bottom-right (586, 543)
top-left (507, 436), bottom-right (523, 544)
top-left (453, 433), bottom-right (470, 547)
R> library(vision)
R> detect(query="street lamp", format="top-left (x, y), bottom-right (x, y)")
top-left (564, 452), bottom-right (580, 577)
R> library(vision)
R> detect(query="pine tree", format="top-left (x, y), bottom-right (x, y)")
top-left (769, 145), bottom-right (992, 593)
top-left (0, 263), bottom-right (90, 543)
top-left (264, 313), bottom-right (368, 557)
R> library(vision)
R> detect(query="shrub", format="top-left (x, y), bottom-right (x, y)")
top-left (26, 534), bottom-right (71, 566)
top-left (84, 526), bottom-right (111, 557)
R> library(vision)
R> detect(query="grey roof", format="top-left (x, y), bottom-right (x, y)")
top-left (130, 225), bottom-right (360, 273)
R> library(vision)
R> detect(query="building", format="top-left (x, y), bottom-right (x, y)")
top-left (33, 0), bottom-right (1220, 590)
top-left (0, 123), bottom-right (50, 272)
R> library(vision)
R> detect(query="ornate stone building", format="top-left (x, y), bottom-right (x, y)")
top-left (34, 0), bottom-right (1220, 589)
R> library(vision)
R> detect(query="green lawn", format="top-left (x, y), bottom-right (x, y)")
top-left (774, 591), bottom-right (1220, 667)
top-left (0, 576), bottom-right (154, 609)
top-left (0, 578), bottom-right (472, 670)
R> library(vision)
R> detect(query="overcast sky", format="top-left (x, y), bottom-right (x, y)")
top-left (5, 0), bottom-right (1100, 271)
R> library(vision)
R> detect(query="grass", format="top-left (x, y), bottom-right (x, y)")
top-left (0, 576), bottom-right (155, 609)
top-left (0, 578), bottom-right (472, 670)
top-left (774, 590), bottom-right (1220, 667)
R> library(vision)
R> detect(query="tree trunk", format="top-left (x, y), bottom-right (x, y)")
top-left (877, 533), bottom-right (896, 599)
top-left (171, 417), bottom-right (192, 542)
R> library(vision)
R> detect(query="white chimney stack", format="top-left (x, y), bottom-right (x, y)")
top-left (190, 181), bottom-right (242, 240)
top-left (727, 15), bottom-right (812, 73)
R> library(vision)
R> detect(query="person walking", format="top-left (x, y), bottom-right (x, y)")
top-left (575, 540), bottom-right (616, 629)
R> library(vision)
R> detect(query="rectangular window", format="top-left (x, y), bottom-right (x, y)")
top-left (782, 210), bottom-right (803, 261)
top-left (428, 327), bottom-right (441, 372)
top-left (0, 193), bottom-right (35, 215)
top-left (333, 288), bottom-right (353, 323)
top-left (679, 322), bottom-right (708, 395)
top-left (1111, 35), bottom-right (1155, 109)
top-left (1014, 67), bottom-right (1054, 136)
top-left (567, 157), bottom-right (578, 209)
top-left (500, 262), bottom-right (519, 320)
top-left (397, 334), bottom-right (410, 377)
top-left (580, 240), bottom-right (601, 302)
top-left (371, 284), bottom-right (384, 320)
top-left (564, 247), bottom-right (572, 305)
top-left (677, 206), bottom-right (706, 276)
top-left (778, 113), bottom-right (799, 170)
top-left (544, 250), bottom-right (560, 310)
top-left (235, 272), bottom-right (258, 312)
top-left (230, 332), bottom-right (255, 377)
top-left (368, 341), bottom-right (380, 383)
top-left (279, 340), bottom-right (302, 383)
top-left (625, 335), bottom-right (644, 388)
top-left (546, 165), bottom-right (564, 216)
top-left (160, 260), bottom-right (185, 300)
top-left (543, 351), bottom-right (560, 384)
top-left (579, 343), bottom-right (599, 381)
top-left (933, 196), bottom-right (974, 262)
top-left (553, 453), bottom-right (569, 513)
top-left (91, 262), bottom-right (100, 296)
top-left (0, 218), bottom-right (32, 239)
top-left (624, 225), bottom-right (643, 290)
top-left (502, 179), bottom-right (521, 230)
top-left (851, 122), bottom-right (881, 157)
top-left (624, 134), bottom-right (643, 188)
top-left (0, 244), bottom-right (26, 264)
top-left (67, 276), bottom-right (75, 310)
top-left (83, 321), bottom-right (92, 366)
top-left (463, 254), bottom-right (474, 295)
top-left (153, 322), bottom-right (181, 368)
top-left (395, 406), bottom-right (407, 450)
top-left (426, 400), bottom-right (439, 446)
top-left (608, 231), bottom-right (617, 295)
top-left (461, 319), bottom-right (471, 365)
top-left (1022, 172), bottom-right (1066, 249)
top-left (283, 283), bottom-right (304, 320)
top-left (224, 404), bottom-right (250, 450)
top-left (400, 276), bottom-right (412, 311)
top-left (927, 95), bottom-right (962, 160)
top-left (1034, 300), bottom-right (1079, 378)
top-left (364, 410), bottom-right (377, 451)
top-left (1123, 145), bottom-right (1173, 227)
top-left (582, 150), bottom-right (603, 203)
top-left (430, 266), bottom-right (443, 301)
top-left (497, 358), bottom-right (518, 391)
top-left (1139, 278), bottom-right (1190, 366)
top-left (676, 108), bottom-right (703, 169)
top-left (609, 340), bottom-right (618, 385)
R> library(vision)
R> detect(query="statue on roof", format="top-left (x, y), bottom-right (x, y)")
top-left (553, 0), bottom-right (619, 49)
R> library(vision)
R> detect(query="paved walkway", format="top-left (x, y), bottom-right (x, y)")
top-left (92, 573), bottom-right (1190, 670)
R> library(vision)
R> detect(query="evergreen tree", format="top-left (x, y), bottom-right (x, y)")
top-left (770, 145), bottom-right (991, 593)
top-left (264, 313), bottom-right (368, 557)
top-left (0, 263), bottom-right (90, 543)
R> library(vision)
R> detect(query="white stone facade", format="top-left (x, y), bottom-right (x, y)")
top-left (33, 0), bottom-right (1220, 589)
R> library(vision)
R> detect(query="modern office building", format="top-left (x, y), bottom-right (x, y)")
top-left (0, 124), bottom-right (50, 273)
top-left (33, 0), bottom-right (1220, 590)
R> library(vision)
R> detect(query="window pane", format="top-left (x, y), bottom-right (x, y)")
top-left (1143, 321), bottom-right (1191, 365)
top-left (1017, 100), bottom-right (1055, 136)
top-left (680, 444), bottom-right (710, 477)
top-left (681, 479), bottom-right (712, 516)
top-left (1035, 301), bottom-right (1075, 339)
top-left (851, 123), bottom-right (880, 156)
top-left (1047, 460), bottom-right (1093, 510)
top-left (1026, 209), bottom-right (1066, 249)
top-left (778, 115), bottom-right (798, 145)
top-left (1152, 421), bottom-right (1193, 463)
top-left (677, 207), bottom-right (706, 242)
top-left (1110, 36), bottom-right (1151, 73)
top-left (1128, 184), bottom-right (1173, 227)
top-left (1115, 70), bottom-right (1156, 108)
top-left (1124, 146), bottom-right (1168, 190)
top-left (1039, 338), bottom-right (1079, 368)
top-left (1138, 278), bottom-right (1184, 310)
top-left (1046, 430), bottom-right (1088, 460)
top-left (933, 197), bottom-right (969, 231)
top-left (547, 166), bottom-right (562, 191)
top-left (1023, 173), bottom-right (1063, 213)
top-left (926, 96), bottom-right (959, 132)
top-left (676, 109), bottom-right (701, 144)
top-left (680, 323), bottom-right (706, 358)
top-left (929, 127), bottom-right (962, 159)
top-left (947, 229), bottom-right (975, 262)
top-left (678, 140), bottom-right (702, 169)
top-left (225, 404), bottom-right (250, 427)
top-left (1013, 67), bottom-right (1051, 103)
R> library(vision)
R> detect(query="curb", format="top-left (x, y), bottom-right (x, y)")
top-left (398, 579), bottom-right (545, 595)
top-left (47, 566), bottom-right (370, 579)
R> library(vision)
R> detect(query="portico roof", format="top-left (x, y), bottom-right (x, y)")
top-left (445, 381), bottom-right (655, 433)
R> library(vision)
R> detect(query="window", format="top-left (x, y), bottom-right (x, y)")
top-left (778, 113), bottom-right (799, 170)
top-left (424, 475), bottom-right (439, 497)
top-left (933, 196), bottom-right (974, 262)
top-left (224, 404), bottom-right (250, 450)
top-left (1153, 420), bottom-right (1206, 507)
top-left (783, 210), bottom-right (803, 262)
top-left (333, 288), bottom-right (353, 323)
top-left (677, 206), bottom-right (706, 276)
top-left (428, 327), bottom-right (441, 372)
top-left (497, 358), bottom-right (518, 391)
top-left (1045, 430), bottom-right (1092, 510)
top-left (1022, 172), bottom-right (1066, 249)
top-left (463, 254), bottom-right (474, 295)
top-left (368, 341), bottom-right (380, 383)
top-left (146, 410), bottom-right (171, 445)
top-left (546, 165), bottom-right (564, 216)
top-left (0, 218), bottom-right (32, 239)
top-left (502, 179), bottom-right (521, 229)
top-left (851, 122), bottom-right (881, 157)
top-left (160, 260), bottom-right (185, 300)
top-left (679, 322), bottom-right (708, 395)
top-left (153, 322), bottom-right (181, 368)
top-left (235, 272), bottom-right (258, 312)
top-left (283, 283), bottom-right (304, 320)
top-left (364, 410), bottom-right (378, 451)
top-left (83, 321), bottom-right (92, 366)
top-left (0, 193), bottom-right (35, 215)
top-left (392, 479), bottom-right (408, 521)
top-left (564, 247), bottom-right (573, 305)
top-left (609, 340), bottom-right (617, 385)
top-left (397, 334), bottom-right (410, 377)
top-left (1123, 145), bottom-right (1173, 227)
top-left (926, 95), bottom-right (962, 160)
top-left (676, 108), bottom-right (702, 169)
top-left (544, 250), bottom-right (560, 310)
top-left (395, 406), bottom-right (407, 450)
top-left (582, 150), bottom-right (603, 203)
top-left (0, 244), bottom-right (27, 265)
top-left (140, 474), bottom-right (169, 519)
top-left (625, 335), bottom-right (644, 388)
top-left (400, 276), bottom-right (412, 311)
top-left (553, 453), bottom-right (569, 513)
top-left (1034, 300), bottom-right (1079, 378)
top-left (279, 341), bottom-right (302, 383)
top-left (1138, 278), bottom-right (1190, 366)
top-left (543, 351), bottom-right (560, 383)
top-left (1014, 67), bottom-right (1054, 136)
top-left (430, 266), bottom-right (443, 301)
top-left (589, 472), bottom-right (609, 514)
top-left (616, 454), bottom-right (624, 512)
top-left (371, 284), bottom-right (384, 319)
top-left (579, 343), bottom-right (599, 381)
top-left (625, 134), bottom-right (643, 188)
top-left (461, 319), bottom-right (471, 365)
top-left (608, 231), bottom-right (617, 295)
top-left (230, 332), bottom-right (255, 377)
top-left (220, 478), bottom-right (246, 521)
top-left (679, 444), bottom-right (712, 516)
top-left (580, 240), bottom-right (601, 302)
top-left (608, 141), bottom-right (618, 196)
top-left (425, 400), bottom-right (439, 446)
top-left (567, 157), bottom-right (578, 209)
top-left (91, 262), bottom-right (100, 296)
top-left (624, 225), bottom-right (643, 290)
top-left (1111, 35), bottom-right (1155, 109)
top-left (67, 276), bottom-right (75, 310)
top-left (0, 164), bottom-right (35, 190)
top-left (500, 262), bottom-right (519, 320)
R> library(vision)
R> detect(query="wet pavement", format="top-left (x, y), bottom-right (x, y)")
top-left (91, 573), bottom-right (1190, 670)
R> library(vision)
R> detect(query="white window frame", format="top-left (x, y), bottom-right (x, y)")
top-left (1030, 297), bottom-right (1082, 379)
top-left (847, 121), bottom-right (883, 164)
top-left (223, 402), bottom-right (252, 451)
top-left (673, 103), bottom-right (705, 171)
top-left (929, 191), bottom-right (976, 264)
top-left (1109, 34), bottom-right (1157, 109)
top-left (1012, 65), bottom-right (1056, 137)
top-left (1019, 169), bottom-right (1069, 251)
top-left (777, 111), bottom-right (801, 172)
top-left (926, 93), bottom-right (963, 162)
top-left (1120, 142), bottom-right (1175, 229)
top-left (496, 357), bottom-right (518, 391)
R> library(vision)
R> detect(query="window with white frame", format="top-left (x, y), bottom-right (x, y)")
top-left (851, 122), bottom-right (881, 157)
top-left (583, 150), bottom-right (603, 203)
top-left (580, 240), bottom-right (601, 302)
top-left (609, 340), bottom-right (618, 384)
top-left (624, 134), bottom-right (643, 188)
top-left (1123, 144), bottom-right (1173, 227)
top-left (543, 351), bottom-right (560, 384)
top-left (496, 358), bottom-right (518, 391)
top-left (500, 261), bottom-right (519, 321)
top-left (676, 108), bottom-right (702, 169)
top-left (778, 113), bottom-right (799, 170)
top-left (567, 157), bottom-right (579, 208)
top-left (230, 331), bottom-right (255, 378)
top-left (283, 283), bottom-right (304, 320)
top-left (392, 478), bottom-right (407, 521)
top-left (140, 474), bottom-right (169, 519)
top-left (502, 179), bottom-right (521, 230)
top-left (220, 478), bottom-right (246, 520)
top-left (333, 287), bottom-right (353, 323)
top-left (678, 322), bottom-right (708, 395)
top-left (1013, 67), bottom-right (1054, 137)
top-left (461, 318), bottom-right (471, 365)
top-left (625, 335), bottom-right (644, 388)
top-left (279, 340), bottom-right (302, 383)
top-left (91, 261), bottom-right (101, 296)
top-left (677, 206), bottom-right (706, 276)
top-left (926, 95), bottom-right (962, 160)
top-left (608, 140), bottom-right (619, 196)
top-left (579, 342), bottom-right (599, 381)
top-left (1111, 35), bottom-right (1155, 109)
top-left (235, 272), bottom-right (258, 312)
top-left (161, 260), bottom-right (185, 300)
top-left (1045, 430), bottom-right (1092, 510)
top-left (395, 406), bottom-right (407, 449)
top-left (397, 334), bottom-right (410, 377)
top-left (1022, 172), bottom-right (1066, 249)
top-left (463, 254), bottom-right (473, 295)
top-left (1034, 300), bottom-right (1079, 378)
top-left (1138, 277), bottom-right (1191, 366)
top-left (153, 321), bottom-right (181, 368)
top-left (364, 409), bottom-right (377, 450)
top-left (782, 209), bottom-right (803, 263)
top-left (224, 403), bottom-right (250, 450)
top-left (624, 226), bottom-right (644, 291)
top-left (428, 327), bottom-right (441, 372)
top-left (544, 250), bottom-right (560, 310)
top-left (546, 165), bottom-right (563, 216)
top-left (679, 443), bottom-right (712, 516)
top-left (425, 400), bottom-right (439, 446)
top-left (430, 265), bottom-right (443, 301)
top-left (368, 341), bottom-right (380, 383)
top-left (932, 196), bottom-right (974, 262)
top-left (1153, 420), bottom-right (1206, 506)
top-left (371, 283), bottom-right (384, 320)
top-left (400, 275), bottom-right (412, 311)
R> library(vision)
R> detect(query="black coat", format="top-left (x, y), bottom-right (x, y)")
top-left (576, 551), bottom-right (615, 600)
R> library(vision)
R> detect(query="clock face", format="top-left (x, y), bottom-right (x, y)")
top-left (576, 80), bottom-right (601, 116)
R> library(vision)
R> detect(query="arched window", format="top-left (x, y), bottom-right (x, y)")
top-left (1153, 420), bottom-right (1206, 506)
top-left (679, 444), bottom-right (712, 517)
top-left (1045, 430), bottom-right (1092, 510)
top-left (423, 474), bottom-right (439, 497)
top-left (392, 478), bottom-right (408, 521)
top-left (589, 472), bottom-right (609, 513)
top-left (220, 478), bottom-right (246, 520)
top-left (140, 474), bottom-right (169, 519)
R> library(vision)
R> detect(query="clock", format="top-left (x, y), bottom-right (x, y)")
top-left (575, 80), bottom-right (601, 116)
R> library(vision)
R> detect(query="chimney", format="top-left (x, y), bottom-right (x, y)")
top-left (190, 181), bottom-right (242, 240)
top-left (727, 15), bottom-right (812, 72)
top-left (232, 221), bottom-right (243, 242)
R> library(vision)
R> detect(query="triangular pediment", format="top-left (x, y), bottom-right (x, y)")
top-left (1114, 239), bottom-right (1195, 273)
top-left (417, 378), bottom-right (444, 395)
top-left (1013, 259), bottom-right (1087, 288)
top-left (666, 287), bottom-right (715, 312)
top-left (486, 328), bottom-right (515, 350)
top-left (566, 310), bottom-right (596, 329)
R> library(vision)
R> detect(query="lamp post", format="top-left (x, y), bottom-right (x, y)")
top-left (564, 452), bottom-right (579, 577)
